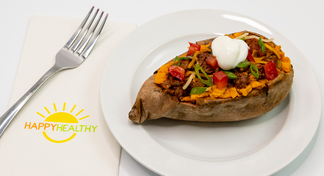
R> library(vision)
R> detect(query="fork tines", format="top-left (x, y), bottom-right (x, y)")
top-left (64, 6), bottom-right (108, 59)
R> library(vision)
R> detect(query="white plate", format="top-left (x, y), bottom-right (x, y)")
top-left (100, 9), bottom-right (321, 175)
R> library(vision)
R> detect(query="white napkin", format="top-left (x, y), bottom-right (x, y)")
top-left (0, 15), bottom-right (136, 176)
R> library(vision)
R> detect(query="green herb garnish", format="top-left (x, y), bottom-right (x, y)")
top-left (190, 87), bottom-right (207, 95)
top-left (250, 64), bottom-right (260, 78)
top-left (236, 61), bottom-right (250, 68)
top-left (223, 71), bottom-right (237, 79)
top-left (258, 37), bottom-right (265, 54)
top-left (194, 64), bottom-right (213, 87)
top-left (173, 56), bottom-right (190, 66)
top-left (275, 61), bottom-right (283, 69)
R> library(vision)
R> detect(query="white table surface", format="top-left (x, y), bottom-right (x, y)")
top-left (0, 0), bottom-right (323, 175)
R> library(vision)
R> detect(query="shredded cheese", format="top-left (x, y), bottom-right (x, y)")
top-left (206, 87), bottom-right (212, 92)
top-left (233, 32), bottom-right (243, 37)
top-left (210, 86), bottom-right (226, 98)
top-left (281, 56), bottom-right (291, 62)
top-left (200, 43), bottom-right (211, 52)
top-left (250, 81), bottom-right (265, 89)
top-left (264, 43), bottom-right (281, 59)
top-left (237, 85), bottom-right (252, 96)
top-left (245, 35), bottom-right (274, 43)
top-left (179, 53), bottom-right (187, 57)
top-left (228, 87), bottom-right (240, 98)
top-left (282, 62), bottom-right (292, 73)
top-left (182, 72), bottom-right (196, 90)
top-left (188, 51), bottom-right (200, 68)
top-left (234, 33), bottom-right (249, 39)
top-left (185, 71), bottom-right (194, 77)
top-left (154, 62), bottom-right (173, 84)
top-left (251, 50), bottom-right (267, 64)
top-left (252, 50), bottom-right (257, 57)
top-left (254, 57), bottom-right (268, 64)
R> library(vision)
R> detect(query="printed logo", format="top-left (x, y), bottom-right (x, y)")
top-left (24, 103), bottom-right (97, 143)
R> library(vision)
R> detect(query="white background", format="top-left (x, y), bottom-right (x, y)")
top-left (0, 0), bottom-right (323, 175)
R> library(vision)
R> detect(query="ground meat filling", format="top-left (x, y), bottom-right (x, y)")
top-left (246, 39), bottom-right (279, 62)
top-left (264, 52), bottom-right (279, 62)
top-left (169, 75), bottom-right (184, 87)
top-left (162, 74), bottom-right (190, 98)
top-left (161, 78), bottom-right (171, 89)
top-left (159, 34), bottom-right (281, 100)
top-left (233, 73), bottom-right (250, 89)
top-left (234, 66), bottom-right (249, 73)
top-left (190, 79), bottom-right (205, 88)
top-left (179, 59), bottom-right (190, 70)
top-left (258, 67), bottom-right (267, 80)
top-left (197, 52), bottom-right (214, 74)
top-left (246, 39), bottom-right (264, 57)
top-left (174, 87), bottom-right (184, 97)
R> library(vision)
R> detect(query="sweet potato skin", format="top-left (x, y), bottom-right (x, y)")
top-left (129, 69), bottom-right (293, 124)
top-left (129, 31), bottom-right (294, 124)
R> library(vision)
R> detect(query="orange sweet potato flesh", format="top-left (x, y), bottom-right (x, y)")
top-left (129, 31), bottom-right (294, 124)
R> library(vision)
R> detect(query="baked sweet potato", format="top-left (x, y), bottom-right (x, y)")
top-left (129, 31), bottom-right (294, 124)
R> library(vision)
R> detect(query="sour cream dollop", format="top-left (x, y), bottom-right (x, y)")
top-left (211, 36), bottom-right (249, 70)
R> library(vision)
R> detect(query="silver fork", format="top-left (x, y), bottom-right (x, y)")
top-left (0, 7), bottom-right (108, 137)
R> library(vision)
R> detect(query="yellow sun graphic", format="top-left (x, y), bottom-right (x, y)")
top-left (37, 103), bottom-right (89, 143)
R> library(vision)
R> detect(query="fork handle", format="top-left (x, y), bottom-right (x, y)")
top-left (0, 65), bottom-right (62, 137)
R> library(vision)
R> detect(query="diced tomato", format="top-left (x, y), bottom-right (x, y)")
top-left (168, 65), bottom-right (185, 81)
top-left (213, 71), bottom-right (228, 89)
top-left (187, 42), bottom-right (201, 56)
top-left (205, 56), bottom-right (219, 69)
top-left (246, 51), bottom-right (255, 62)
top-left (264, 60), bottom-right (278, 80)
